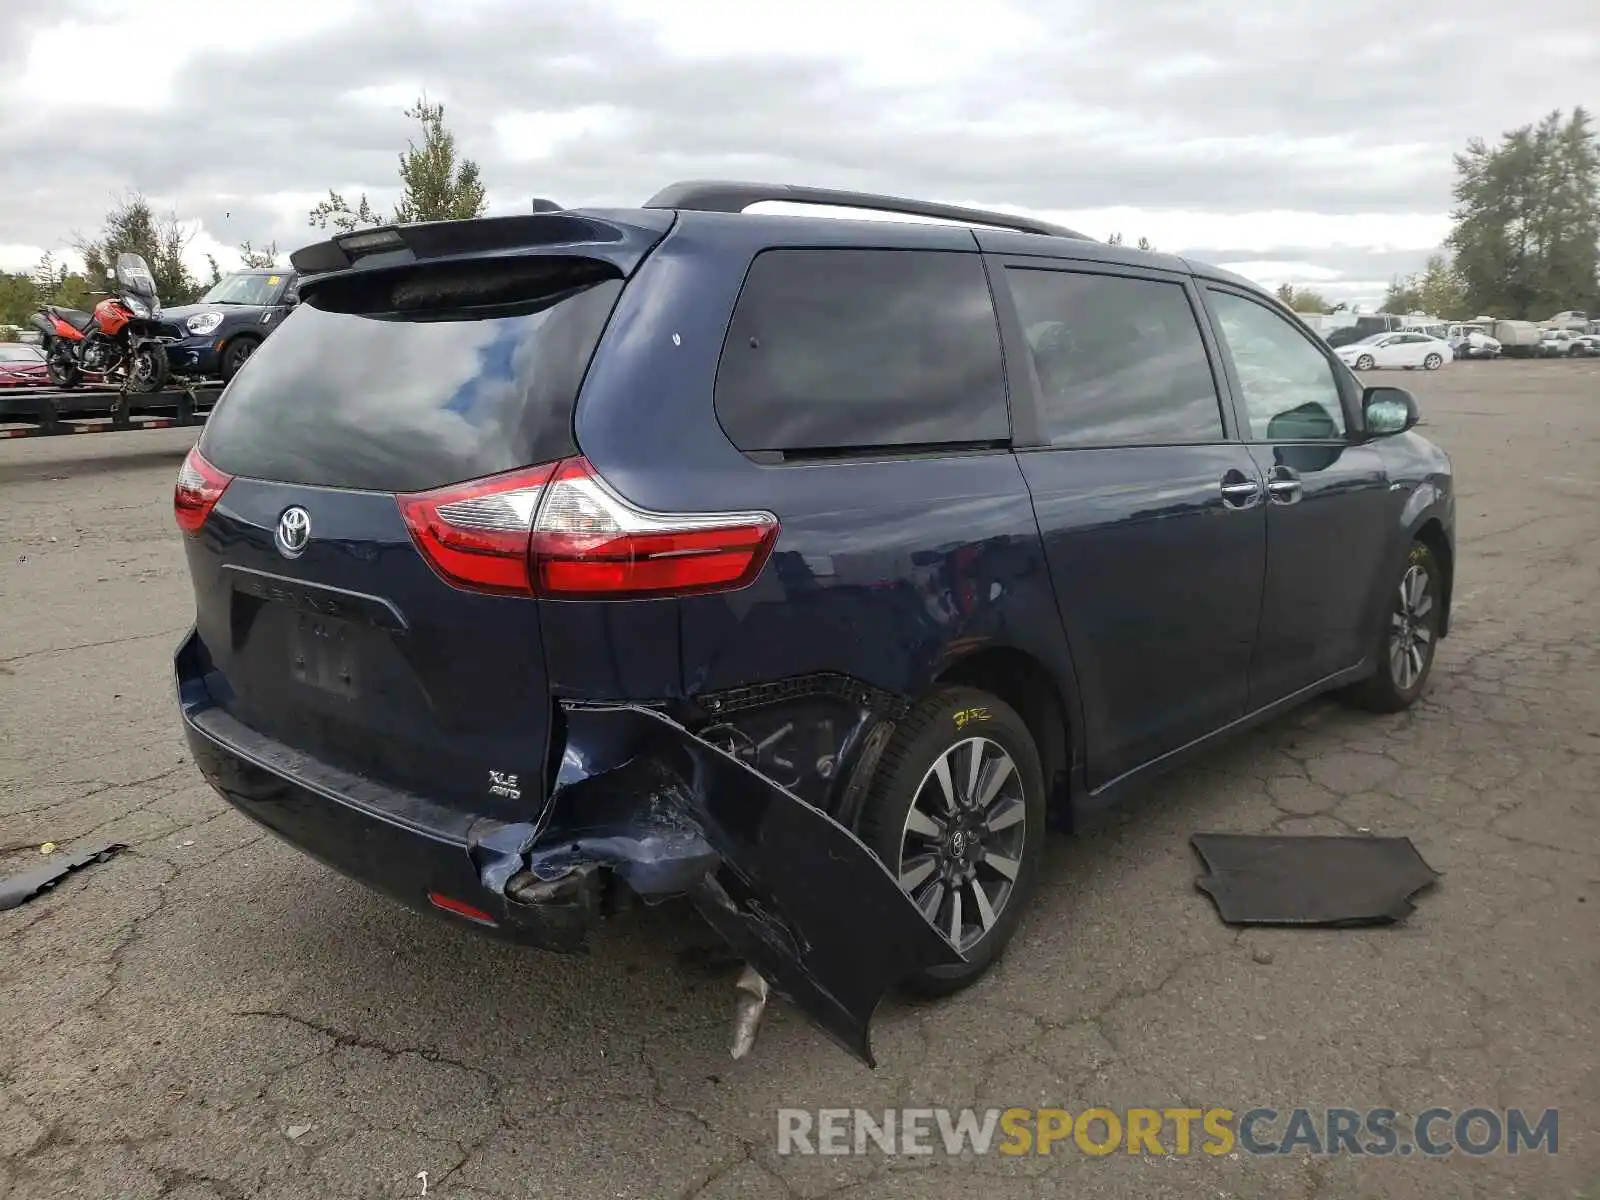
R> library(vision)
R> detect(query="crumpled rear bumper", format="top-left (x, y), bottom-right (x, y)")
top-left (177, 632), bottom-right (960, 1065)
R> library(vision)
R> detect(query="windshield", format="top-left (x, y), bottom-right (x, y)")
top-left (0, 345), bottom-right (45, 362)
top-left (201, 272), bottom-right (286, 306)
top-left (115, 253), bottom-right (157, 300)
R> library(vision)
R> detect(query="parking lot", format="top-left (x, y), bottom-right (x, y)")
top-left (1, 359), bottom-right (1595, 1199)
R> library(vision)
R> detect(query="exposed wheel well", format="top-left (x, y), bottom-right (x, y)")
top-left (1414, 518), bottom-right (1453, 636)
top-left (936, 648), bottom-right (1074, 831)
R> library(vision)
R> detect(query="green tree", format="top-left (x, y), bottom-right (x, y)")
top-left (392, 98), bottom-right (487, 224)
top-left (1383, 276), bottom-right (1423, 314)
top-left (30, 252), bottom-right (62, 304)
top-left (1275, 283), bottom-right (1332, 313)
top-left (308, 189), bottom-right (384, 234)
top-left (1447, 107), bottom-right (1599, 317)
top-left (237, 240), bottom-right (279, 269)
top-left (309, 96), bottom-right (488, 231)
top-left (1384, 253), bottom-right (1467, 317)
top-left (58, 275), bottom-right (97, 310)
top-left (75, 193), bottom-right (201, 305)
top-left (0, 272), bottom-right (37, 328)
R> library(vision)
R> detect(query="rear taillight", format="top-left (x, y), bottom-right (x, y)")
top-left (174, 446), bottom-right (233, 535)
top-left (396, 464), bottom-right (557, 594)
top-left (397, 457), bottom-right (778, 599)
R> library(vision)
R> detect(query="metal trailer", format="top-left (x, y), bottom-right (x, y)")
top-left (0, 381), bottom-right (221, 440)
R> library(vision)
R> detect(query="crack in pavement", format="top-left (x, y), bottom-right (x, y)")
top-left (0, 626), bottom-right (189, 668)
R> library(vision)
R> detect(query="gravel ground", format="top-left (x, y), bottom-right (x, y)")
top-left (1, 359), bottom-right (1596, 1199)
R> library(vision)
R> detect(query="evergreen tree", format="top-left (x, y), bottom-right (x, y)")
top-left (1448, 107), bottom-right (1599, 317)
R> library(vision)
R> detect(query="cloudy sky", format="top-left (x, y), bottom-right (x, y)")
top-left (3, 0), bottom-right (1595, 309)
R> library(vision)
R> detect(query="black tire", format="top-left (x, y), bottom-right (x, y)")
top-left (46, 352), bottom-right (81, 389)
top-left (219, 335), bottom-right (260, 383)
top-left (1423, 353), bottom-right (1443, 370)
top-left (1342, 541), bottom-right (1443, 713)
top-left (126, 345), bottom-right (169, 394)
top-left (857, 686), bottom-right (1046, 997)
top-left (1355, 354), bottom-right (1375, 371)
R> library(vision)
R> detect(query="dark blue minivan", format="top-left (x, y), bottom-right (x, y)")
top-left (172, 183), bottom-right (1455, 1064)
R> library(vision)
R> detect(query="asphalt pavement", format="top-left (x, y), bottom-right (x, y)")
top-left (1, 360), bottom-right (1596, 1199)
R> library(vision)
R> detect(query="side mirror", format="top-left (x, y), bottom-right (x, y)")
top-left (1361, 386), bottom-right (1418, 437)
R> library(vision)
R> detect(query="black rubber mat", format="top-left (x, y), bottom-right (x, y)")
top-left (1191, 833), bottom-right (1439, 926)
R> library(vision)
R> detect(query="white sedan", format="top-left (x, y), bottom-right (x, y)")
top-left (1335, 332), bottom-right (1454, 371)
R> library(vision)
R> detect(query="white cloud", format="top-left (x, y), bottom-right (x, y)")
top-left (8, 0), bottom-right (364, 111)
top-left (495, 107), bottom-right (632, 162)
top-left (343, 84), bottom-right (433, 109)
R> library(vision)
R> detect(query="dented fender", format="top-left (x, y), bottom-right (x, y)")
top-left (497, 703), bottom-right (962, 1066)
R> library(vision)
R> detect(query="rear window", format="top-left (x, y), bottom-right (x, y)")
top-left (713, 248), bottom-right (1008, 454)
top-left (199, 262), bottom-right (623, 493)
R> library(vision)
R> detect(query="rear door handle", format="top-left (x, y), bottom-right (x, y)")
top-left (1220, 471), bottom-right (1262, 509)
top-left (1267, 466), bottom-right (1303, 504)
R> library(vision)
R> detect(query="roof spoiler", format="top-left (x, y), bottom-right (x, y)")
top-left (289, 210), bottom-right (629, 276)
top-left (643, 180), bottom-right (1090, 240)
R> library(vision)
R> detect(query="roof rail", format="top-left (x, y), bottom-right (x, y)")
top-left (643, 180), bottom-right (1089, 240)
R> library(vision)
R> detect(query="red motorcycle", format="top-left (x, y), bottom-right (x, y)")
top-left (29, 252), bottom-right (178, 392)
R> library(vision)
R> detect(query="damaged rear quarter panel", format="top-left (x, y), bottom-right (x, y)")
top-left (532, 703), bottom-right (962, 1066)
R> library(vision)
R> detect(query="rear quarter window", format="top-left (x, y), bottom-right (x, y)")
top-left (199, 269), bottom-right (623, 493)
top-left (713, 248), bottom-right (1008, 454)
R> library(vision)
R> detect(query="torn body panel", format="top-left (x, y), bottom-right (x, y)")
top-left (0, 842), bottom-right (126, 911)
top-left (526, 703), bottom-right (963, 1065)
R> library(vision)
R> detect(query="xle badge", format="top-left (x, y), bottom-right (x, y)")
top-left (488, 770), bottom-right (521, 800)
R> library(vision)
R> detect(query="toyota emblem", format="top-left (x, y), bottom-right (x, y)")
top-left (275, 506), bottom-right (311, 559)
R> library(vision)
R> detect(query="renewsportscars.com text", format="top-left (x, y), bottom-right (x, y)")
top-left (776, 1106), bottom-right (1559, 1158)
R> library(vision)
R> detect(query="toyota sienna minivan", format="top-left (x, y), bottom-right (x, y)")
top-left (173, 181), bottom-right (1455, 1064)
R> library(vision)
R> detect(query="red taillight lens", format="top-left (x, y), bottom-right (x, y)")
top-left (174, 446), bottom-right (233, 535)
top-left (396, 464), bottom-right (558, 594)
top-left (530, 458), bottom-right (778, 598)
top-left (396, 457), bottom-right (779, 599)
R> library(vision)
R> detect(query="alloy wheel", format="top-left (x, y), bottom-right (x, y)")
top-left (1390, 562), bottom-right (1436, 691)
top-left (896, 736), bottom-right (1027, 953)
top-left (130, 353), bottom-right (156, 390)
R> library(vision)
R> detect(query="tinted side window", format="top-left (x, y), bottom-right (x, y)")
top-left (714, 249), bottom-right (1007, 453)
top-left (1006, 268), bottom-right (1225, 447)
top-left (1207, 290), bottom-right (1346, 441)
